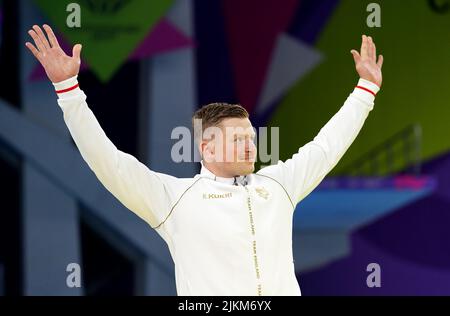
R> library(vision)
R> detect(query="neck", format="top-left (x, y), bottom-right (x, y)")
top-left (202, 161), bottom-right (237, 178)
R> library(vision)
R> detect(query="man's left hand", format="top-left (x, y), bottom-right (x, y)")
top-left (351, 35), bottom-right (383, 87)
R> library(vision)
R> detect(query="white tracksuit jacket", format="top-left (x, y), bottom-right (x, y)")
top-left (53, 76), bottom-right (379, 296)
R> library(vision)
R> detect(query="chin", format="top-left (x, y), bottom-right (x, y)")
top-left (241, 163), bottom-right (255, 175)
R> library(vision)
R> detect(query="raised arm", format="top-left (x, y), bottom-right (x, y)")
top-left (257, 35), bottom-right (384, 207)
top-left (25, 25), bottom-right (174, 228)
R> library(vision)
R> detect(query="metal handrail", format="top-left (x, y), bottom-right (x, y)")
top-left (339, 124), bottom-right (422, 176)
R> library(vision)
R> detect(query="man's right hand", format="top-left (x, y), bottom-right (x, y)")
top-left (25, 24), bottom-right (82, 83)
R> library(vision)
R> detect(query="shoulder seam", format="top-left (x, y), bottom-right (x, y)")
top-left (152, 177), bottom-right (204, 229)
top-left (254, 173), bottom-right (295, 210)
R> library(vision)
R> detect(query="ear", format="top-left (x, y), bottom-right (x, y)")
top-left (200, 140), bottom-right (214, 157)
top-left (209, 140), bottom-right (215, 153)
top-left (199, 140), bottom-right (206, 156)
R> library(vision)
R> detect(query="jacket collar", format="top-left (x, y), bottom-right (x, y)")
top-left (200, 161), bottom-right (249, 186)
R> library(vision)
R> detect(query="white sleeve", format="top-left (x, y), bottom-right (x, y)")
top-left (257, 78), bottom-right (380, 207)
top-left (54, 76), bottom-right (173, 228)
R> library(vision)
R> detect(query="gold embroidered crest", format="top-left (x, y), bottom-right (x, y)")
top-left (255, 187), bottom-right (269, 200)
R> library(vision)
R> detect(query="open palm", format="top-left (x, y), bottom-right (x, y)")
top-left (25, 24), bottom-right (82, 83)
top-left (351, 35), bottom-right (383, 87)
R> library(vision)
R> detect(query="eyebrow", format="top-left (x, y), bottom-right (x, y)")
top-left (233, 133), bottom-right (256, 139)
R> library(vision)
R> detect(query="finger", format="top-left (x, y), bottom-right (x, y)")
top-left (25, 42), bottom-right (42, 61)
top-left (371, 37), bottom-right (377, 62)
top-left (72, 44), bottom-right (82, 63)
top-left (32, 25), bottom-right (50, 50)
top-left (28, 29), bottom-right (46, 53)
top-left (377, 54), bottom-right (384, 68)
top-left (366, 36), bottom-right (373, 60)
top-left (372, 39), bottom-right (377, 62)
top-left (367, 36), bottom-right (374, 60)
top-left (350, 49), bottom-right (361, 64)
top-left (43, 24), bottom-right (60, 48)
top-left (361, 35), bottom-right (368, 59)
top-left (368, 36), bottom-right (376, 62)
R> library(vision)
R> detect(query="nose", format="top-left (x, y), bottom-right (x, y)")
top-left (246, 140), bottom-right (257, 157)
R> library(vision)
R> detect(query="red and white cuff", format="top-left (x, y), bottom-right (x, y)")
top-left (353, 78), bottom-right (380, 104)
top-left (52, 75), bottom-right (80, 98)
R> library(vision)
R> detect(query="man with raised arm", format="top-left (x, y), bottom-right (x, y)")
top-left (26, 24), bottom-right (383, 296)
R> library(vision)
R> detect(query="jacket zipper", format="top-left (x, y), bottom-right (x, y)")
top-left (244, 185), bottom-right (262, 296)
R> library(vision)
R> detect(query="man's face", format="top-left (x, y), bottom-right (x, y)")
top-left (202, 117), bottom-right (257, 176)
